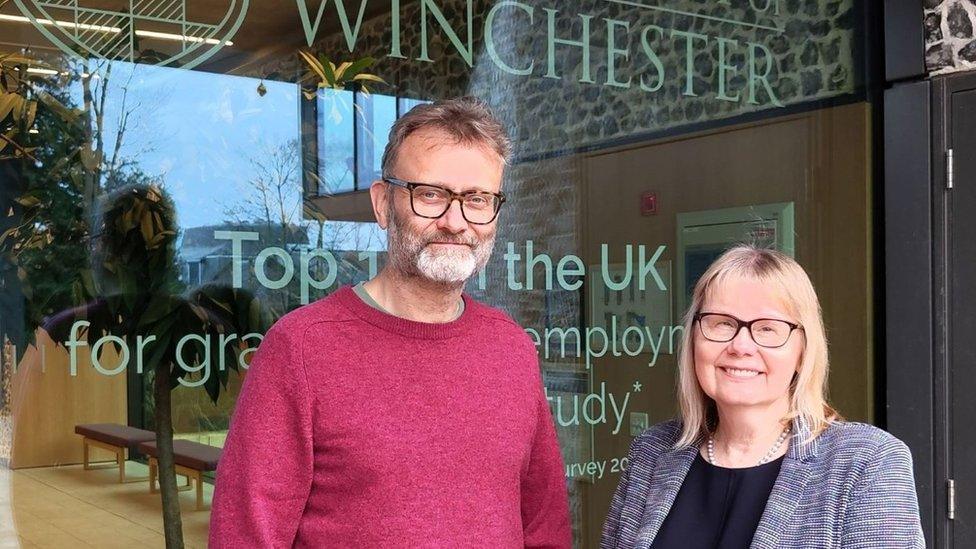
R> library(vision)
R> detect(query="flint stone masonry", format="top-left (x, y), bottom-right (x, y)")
top-left (926, 12), bottom-right (943, 43)
top-left (260, 0), bottom-right (858, 158)
top-left (948, 2), bottom-right (973, 38)
top-left (925, 0), bottom-right (976, 73)
top-left (249, 3), bottom-right (976, 151)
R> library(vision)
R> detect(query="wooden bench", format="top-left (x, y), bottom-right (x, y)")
top-left (138, 439), bottom-right (221, 511)
top-left (75, 423), bottom-right (156, 483)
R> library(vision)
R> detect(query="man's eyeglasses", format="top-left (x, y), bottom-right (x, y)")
top-left (383, 177), bottom-right (506, 225)
top-left (694, 312), bottom-right (803, 349)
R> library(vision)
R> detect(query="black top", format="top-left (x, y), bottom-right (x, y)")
top-left (650, 452), bottom-right (785, 549)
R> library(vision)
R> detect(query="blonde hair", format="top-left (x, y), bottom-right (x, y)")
top-left (675, 245), bottom-right (841, 447)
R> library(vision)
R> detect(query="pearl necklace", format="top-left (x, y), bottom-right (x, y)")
top-left (706, 425), bottom-right (791, 467)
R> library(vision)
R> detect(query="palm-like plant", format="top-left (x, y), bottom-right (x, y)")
top-left (298, 50), bottom-right (386, 99)
top-left (0, 53), bottom-right (79, 161)
top-left (298, 51), bottom-right (388, 126)
top-left (39, 184), bottom-right (269, 549)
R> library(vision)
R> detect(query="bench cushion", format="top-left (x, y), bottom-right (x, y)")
top-left (138, 439), bottom-right (222, 471)
top-left (75, 423), bottom-right (156, 451)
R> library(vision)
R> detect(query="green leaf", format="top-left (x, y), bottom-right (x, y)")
top-left (80, 147), bottom-right (101, 171)
top-left (333, 61), bottom-right (352, 82)
top-left (0, 226), bottom-right (18, 246)
top-left (139, 211), bottom-right (155, 244)
top-left (24, 100), bottom-right (37, 130)
top-left (188, 302), bottom-right (209, 323)
top-left (341, 57), bottom-right (375, 80)
top-left (205, 371), bottom-right (220, 403)
top-left (0, 93), bottom-right (21, 122)
top-left (325, 61), bottom-right (337, 86)
top-left (139, 295), bottom-right (179, 327)
top-left (353, 73), bottom-right (386, 84)
top-left (71, 280), bottom-right (84, 304)
top-left (143, 330), bottom-right (173, 375)
top-left (0, 54), bottom-right (55, 70)
top-left (14, 195), bottom-right (39, 207)
top-left (11, 93), bottom-right (26, 120)
top-left (298, 50), bottom-right (328, 84)
top-left (118, 273), bottom-right (136, 310)
top-left (80, 269), bottom-right (96, 296)
top-left (147, 229), bottom-right (175, 248)
top-left (36, 91), bottom-right (80, 124)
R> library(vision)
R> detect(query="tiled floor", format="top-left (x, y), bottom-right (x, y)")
top-left (1, 461), bottom-right (212, 548)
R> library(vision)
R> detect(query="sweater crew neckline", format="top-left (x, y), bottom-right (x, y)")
top-left (334, 284), bottom-right (476, 339)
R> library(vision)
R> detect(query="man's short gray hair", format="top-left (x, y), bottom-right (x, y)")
top-left (380, 96), bottom-right (511, 178)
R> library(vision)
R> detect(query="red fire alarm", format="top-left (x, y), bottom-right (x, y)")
top-left (640, 192), bottom-right (658, 216)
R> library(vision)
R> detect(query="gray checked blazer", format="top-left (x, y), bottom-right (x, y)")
top-left (601, 418), bottom-right (925, 548)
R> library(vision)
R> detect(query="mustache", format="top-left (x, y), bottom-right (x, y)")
top-left (421, 233), bottom-right (478, 247)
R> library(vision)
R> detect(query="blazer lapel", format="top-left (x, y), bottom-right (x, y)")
top-left (750, 418), bottom-right (819, 549)
top-left (749, 455), bottom-right (812, 548)
top-left (633, 445), bottom-right (697, 548)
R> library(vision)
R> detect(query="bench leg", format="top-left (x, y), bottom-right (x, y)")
top-left (119, 447), bottom-right (149, 484)
top-left (149, 459), bottom-right (193, 495)
top-left (81, 438), bottom-right (123, 474)
top-left (196, 472), bottom-right (203, 511)
top-left (148, 458), bottom-right (158, 494)
top-left (117, 447), bottom-right (125, 483)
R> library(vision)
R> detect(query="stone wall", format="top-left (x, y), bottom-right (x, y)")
top-left (300, 0), bottom-right (858, 158)
top-left (925, 0), bottom-right (976, 74)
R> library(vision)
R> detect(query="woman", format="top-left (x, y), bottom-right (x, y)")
top-left (602, 245), bottom-right (924, 548)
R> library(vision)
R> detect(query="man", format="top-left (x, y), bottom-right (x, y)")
top-left (210, 97), bottom-right (571, 548)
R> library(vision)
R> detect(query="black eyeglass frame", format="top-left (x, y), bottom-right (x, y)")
top-left (693, 312), bottom-right (804, 349)
top-left (383, 176), bottom-right (506, 225)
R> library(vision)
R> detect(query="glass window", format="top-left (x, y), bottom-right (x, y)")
top-left (356, 92), bottom-right (397, 185)
top-left (0, 0), bottom-right (879, 546)
top-left (317, 89), bottom-right (356, 194)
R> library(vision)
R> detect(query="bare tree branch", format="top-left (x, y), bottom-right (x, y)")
top-left (105, 66), bottom-right (137, 186)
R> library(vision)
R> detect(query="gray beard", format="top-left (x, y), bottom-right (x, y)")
top-left (386, 205), bottom-right (495, 286)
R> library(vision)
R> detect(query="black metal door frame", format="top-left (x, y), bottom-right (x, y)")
top-left (885, 68), bottom-right (976, 549)
top-left (884, 76), bottom-right (936, 548)
top-left (880, 1), bottom-right (945, 546)
top-left (933, 70), bottom-right (976, 549)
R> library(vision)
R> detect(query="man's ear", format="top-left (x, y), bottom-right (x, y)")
top-left (369, 180), bottom-right (390, 229)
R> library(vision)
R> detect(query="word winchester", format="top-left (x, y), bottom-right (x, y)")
top-left (298, 0), bottom-right (787, 106)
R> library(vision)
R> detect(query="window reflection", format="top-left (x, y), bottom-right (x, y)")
top-left (317, 89), bottom-right (355, 194)
top-left (356, 92), bottom-right (397, 185)
top-left (315, 90), bottom-right (430, 194)
top-left (0, 0), bottom-right (877, 546)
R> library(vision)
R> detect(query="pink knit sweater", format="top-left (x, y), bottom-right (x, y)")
top-left (209, 286), bottom-right (571, 548)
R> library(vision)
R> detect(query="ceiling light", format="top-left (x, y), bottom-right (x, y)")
top-left (25, 67), bottom-right (59, 75)
top-left (0, 13), bottom-right (121, 33)
top-left (0, 13), bottom-right (233, 46)
top-left (134, 29), bottom-right (232, 46)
